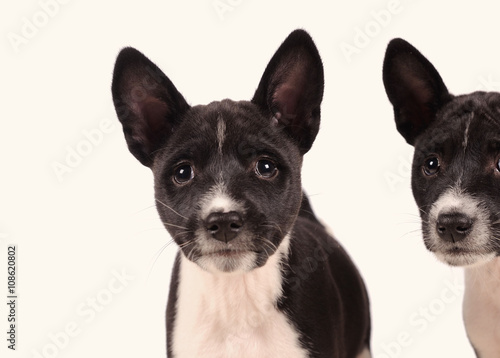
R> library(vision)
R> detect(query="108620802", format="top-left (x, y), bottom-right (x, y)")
top-left (7, 246), bottom-right (16, 294)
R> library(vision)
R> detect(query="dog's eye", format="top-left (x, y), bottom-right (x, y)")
top-left (423, 156), bottom-right (440, 176)
top-left (255, 159), bottom-right (278, 179)
top-left (173, 164), bottom-right (194, 185)
top-left (496, 158), bottom-right (500, 172)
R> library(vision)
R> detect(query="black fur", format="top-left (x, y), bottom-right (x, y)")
top-left (281, 216), bottom-right (371, 357)
top-left (382, 38), bottom-right (452, 145)
top-left (113, 29), bottom-right (370, 358)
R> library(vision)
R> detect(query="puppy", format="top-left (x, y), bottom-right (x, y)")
top-left (111, 30), bottom-right (371, 358)
top-left (383, 38), bottom-right (500, 357)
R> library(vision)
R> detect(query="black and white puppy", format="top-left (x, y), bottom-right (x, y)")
top-left (112, 30), bottom-right (371, 358)
top-left (383, 39), bottom-right (500, 358)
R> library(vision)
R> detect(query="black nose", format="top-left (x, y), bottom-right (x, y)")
top-left (204, 211), bottom-right (243, 243)
top-left (436, 212), bottom-right (474, 243)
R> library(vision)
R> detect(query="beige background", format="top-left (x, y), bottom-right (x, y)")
top-left (2, 0), bottom-right (497, 357)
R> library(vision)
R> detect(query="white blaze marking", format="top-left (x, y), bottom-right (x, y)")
top-left (462, 115), bottom-right (472, 151)
top-left (217, 117), bottom-right (226, 154)
top-left (199, 181), bottom-right (243, 220)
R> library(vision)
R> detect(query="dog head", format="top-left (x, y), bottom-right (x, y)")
top-left (383, 38), bottom-right (500, 267)
top-left (112, 30), bottom-right (324, 274)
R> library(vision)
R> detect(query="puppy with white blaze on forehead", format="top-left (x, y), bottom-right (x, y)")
top-left (383, 38), bottom-right (500, 358)
top-left (112, 30), bottom-right (371, 358)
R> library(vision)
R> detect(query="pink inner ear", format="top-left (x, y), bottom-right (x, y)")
top-left (410, 78), bottom-right (433, 108)
top-left (397, 62), bottom-right (434, 106)
top-left (399, 72), bottom-right (436, 122)
top-left (274, 85), bottom-right (301, 124)
top-left (273, 62), bottom-right (308, 124)
top-left (135, 97), bottom-right (169, 133)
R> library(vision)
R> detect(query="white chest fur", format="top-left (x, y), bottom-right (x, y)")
top-left (172, 238), bottom-right (309, 358)
top-left (463, 257), bottom-right (500, 358)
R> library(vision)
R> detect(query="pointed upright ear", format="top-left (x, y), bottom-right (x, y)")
top-left (383, 38), bottom-right (452, 145)
top-left (252, 30), bottom-right (324, 154)
top-left (112, 47), bottom-right (190, 167)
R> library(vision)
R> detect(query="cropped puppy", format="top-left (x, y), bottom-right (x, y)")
top-left (383, 38), bottom-right (500, 358)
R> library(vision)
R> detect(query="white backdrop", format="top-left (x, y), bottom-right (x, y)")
top-left (2, 0), bottom-right (499, 357)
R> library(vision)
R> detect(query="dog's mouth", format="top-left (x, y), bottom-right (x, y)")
top-left (432, 243), bottom-right (496, 267)
top-left (423, 225), bottom-right (495, 266)
top-left (195, 248), bottom-right (258, 274)
top-left (424, 226), bottom-right (498, 267)
top-left (205, 248), bottom-right (250, 258)
top-left (172, 209), bottom-right (287, 273)
top-left (185, 229), bottom-right (285, 274)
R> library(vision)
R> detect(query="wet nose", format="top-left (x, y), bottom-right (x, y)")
top-left (204, 211), bottom-right (243, 243)
top-left (436, 212), bottom-right (474, 243)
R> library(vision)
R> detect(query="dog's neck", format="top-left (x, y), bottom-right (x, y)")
top-left (172, 235), bottom-right (309, 358)
top-left (463, 257), bottom-right (500, 357)
top-left (180, 235), bottom-right (290, 313)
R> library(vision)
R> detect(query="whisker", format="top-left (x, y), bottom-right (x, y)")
top-left (398, 229), bottom-right (423, 241)
top-left (163, 222), bottom-right (190, 230)
top-left (155, 198), bottom-right (189, 220)
top-left (147, 241), bottom-right (174, 281)
top-left (187, 245), bottom-right (197, 261)
top-left (133, 204), bottom-right (157, 215)
top-left (147, 232), bottom-right (192, 280)
top-left (259, 236), bottom-right (278, 253)
top-left (261, 221), bottom-right (284, 236)
top-left (418, 207), bottom-right (429, 216)
top-left (178, 239), bottom-right (196, 250)
top-left (490, 219), bottom-right (500, 226)
top-left (260, 239), bottom-right (271, 257)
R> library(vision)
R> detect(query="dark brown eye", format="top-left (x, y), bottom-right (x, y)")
top-left (423, 156), bottom-right (440, 176)
top-left (496, 158), bottom-right (500, 172)
top-left (173, 164), bottom-right (194, 185)
top-left (255, 159), bottom-right (278, 179)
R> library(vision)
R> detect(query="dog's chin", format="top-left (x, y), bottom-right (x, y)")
top-left (424, 229), bottom-right (498, 267)
top-left (434, 249), bottom-right (497, 268)
top-left (181, 229), bottom-right (285, 274)
top-left (194, 251), bottom-right (259, 274)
